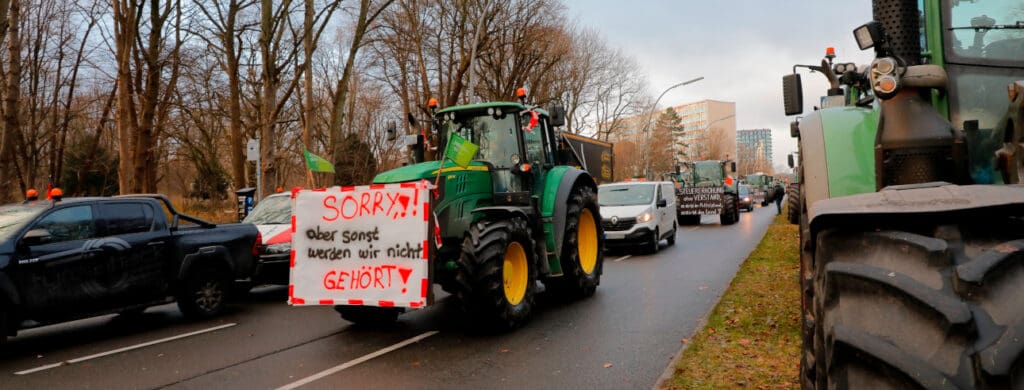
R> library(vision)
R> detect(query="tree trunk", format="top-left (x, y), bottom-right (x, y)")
top-left (0, 0), bottom-right (18, 202)
top-left (258, 0), bottom-right (276, 199)
top-left (113, 0), bottom-right (138, 194)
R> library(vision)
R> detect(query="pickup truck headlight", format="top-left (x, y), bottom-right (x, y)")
top-left (638, 211), bottom-right (653, 223)
top-left (264, 242), bottom-right (290, 254)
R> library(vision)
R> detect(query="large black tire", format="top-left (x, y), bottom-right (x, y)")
top-left (787, 184), bottom-right (801, 225)
top-left (0, 307), bottom-right (8, 345)
top-left (548, 185), bottom-right (604, 299)
top-left (176, 266), bottom-right (230, 319)
top-left (335, 306), bottom-right (402, 326)
top-left (666, 223), bottom-right (676, 246)
top-left (806, 214), bottom-right (1024, 388)
top-left (645, 228), bottom-right (660, 254)
top-left (720, 194), bottom-right (738, 225)
top-left (454, 215), bottom-right (537, 330)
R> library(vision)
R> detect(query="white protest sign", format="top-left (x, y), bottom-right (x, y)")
top-left (288, 181), bottom-right (432, 309)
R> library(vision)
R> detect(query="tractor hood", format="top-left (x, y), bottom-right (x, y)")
top-left (373, 161), bottom-right (490, 183)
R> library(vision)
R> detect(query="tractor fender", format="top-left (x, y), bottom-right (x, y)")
top-left (470, 206), bottom-right (532, 221)
top-left (545, 167), bottom-right (597, 258)
top-left (178, 246), bottom-right (235, 281)
top-left (809, 183), bottom-right (1024, 239)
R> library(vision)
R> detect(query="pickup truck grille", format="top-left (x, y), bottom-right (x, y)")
top-left (602, 217), bottom-right (636, 231)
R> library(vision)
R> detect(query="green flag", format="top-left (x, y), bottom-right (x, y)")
top-left (444, 133), bottom-right (478, 168)
top-left (303, 149), bottom-right (335, 173)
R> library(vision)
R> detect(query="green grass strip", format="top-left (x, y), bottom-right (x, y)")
top-left (663, 210), bottom-right (800, 389)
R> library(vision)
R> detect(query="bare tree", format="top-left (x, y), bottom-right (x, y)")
top-left (0, 0), bottom-right (18, 201)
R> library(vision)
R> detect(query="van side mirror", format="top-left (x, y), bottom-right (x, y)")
top-left (788, 154), bottom-right (795, 168)
top-left (548, 103), bottom-right (566, 128)
top-left (657, 199), bottom-right (667, 208)
top-left (783, 73), bottom-right (804, 116)
top-left (21, 228), bottom-right (52, 247)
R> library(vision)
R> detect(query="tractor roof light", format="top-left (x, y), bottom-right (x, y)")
top-left (428, 98), bottom-right (438, 110)
top-left (516, 87), bottom-right (527, 103)
top-left (826, 47), bottom-right (836, 59)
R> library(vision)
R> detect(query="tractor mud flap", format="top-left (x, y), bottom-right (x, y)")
top-left (809, 183), bottom-right (1024, 237)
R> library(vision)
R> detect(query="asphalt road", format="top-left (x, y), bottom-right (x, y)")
top-left (0, 206), bottom-right (777, 390)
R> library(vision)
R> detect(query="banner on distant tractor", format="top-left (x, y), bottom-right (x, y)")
top-left (677, 186), bottom-right (723, 215)
top-left (289, 181), bottom-right (432, 308)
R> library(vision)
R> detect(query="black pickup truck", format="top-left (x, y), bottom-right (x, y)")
top-left (0, 195), bottom-right (259, 342)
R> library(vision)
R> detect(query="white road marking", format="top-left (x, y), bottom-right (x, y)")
top-left (687, 226), bottom-right (700, 231)
top-left (613, 255), bottom-right (631, 262)
top-left (15, 322), bottom-right (237, 375)
top-left (276, 330), bottom-right (440, 390)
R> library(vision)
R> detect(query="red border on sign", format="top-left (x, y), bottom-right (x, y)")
top-left (378, 300), bottom-right (395, 307)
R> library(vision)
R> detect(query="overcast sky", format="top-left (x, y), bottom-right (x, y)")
top-left (562, 0), bottom-right (877, 171)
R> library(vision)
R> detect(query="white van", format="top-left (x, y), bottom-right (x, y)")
top-left (598, 181), bottom-right (677, 253)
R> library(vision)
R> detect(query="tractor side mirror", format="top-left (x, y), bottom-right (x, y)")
top-left (783, 73), bottom-right (804, 116)
top-left (730, 161), bottom-right (737, 173)
top-left (788, 154), bottom-right (795, 168)
top-left (790, 120), bottom-right (800, 138)
top-left (385, 121), bottom-right (397, 141)
top-left (548, 103), bottom-right (566, 128)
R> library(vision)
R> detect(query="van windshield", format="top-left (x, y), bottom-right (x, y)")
top-left (599, 184), bottom-right (655, 206)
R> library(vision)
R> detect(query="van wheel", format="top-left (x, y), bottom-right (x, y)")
top-left (666, 224), bottom-right (676, 246)
top-left (646, 228), bottom-right (660, 254)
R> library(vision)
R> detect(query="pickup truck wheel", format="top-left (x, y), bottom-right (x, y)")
top-left (0, 308), bottom-right (8, 345)
top-left (455, 215), bottom-right (537, 330)
top-left (177, 267), bottom-right (229, 319)
top-left (546, 184), bottom-right (604, 300)
top-left (335, 306), bottom-right (401, 326)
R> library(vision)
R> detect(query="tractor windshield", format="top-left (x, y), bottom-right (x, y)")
top-left (693, 163), bottom-right (723, 185)
top-left (943, 0), bottom-right (1024, 132)
top-left (946, 0), bottom-right (1024, 65)
top-left (443, 112), bottom-right (519, 169)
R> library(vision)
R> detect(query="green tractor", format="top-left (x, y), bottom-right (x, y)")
top-left (672, 160), bottom-right (740, 226)
top-left (744, 172), bottom-right (776, 206)
top-left (785, 0), bottom-right (1024, 387)
top-left (356, 96), bottom-right (604, 330)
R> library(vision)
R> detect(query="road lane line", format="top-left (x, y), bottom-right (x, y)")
top-left (687, 226), bottom-right (699, 231)
top-left (276, 331), bottom-right (440, 390)
top-left (613, 255), bottom-right (631, 262)
top-left (14, 323), bottom-right (237, 375)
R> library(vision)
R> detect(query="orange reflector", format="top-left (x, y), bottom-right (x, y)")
top-left (878, 77), bottom-right (897, 93)
top-left (521, 163), bottom-right (531, 172)
top-left (428, 98), bottom-right (438, 109)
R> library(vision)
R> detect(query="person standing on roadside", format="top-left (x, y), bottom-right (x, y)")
top-left (773, 182), bottom-right (785, 215)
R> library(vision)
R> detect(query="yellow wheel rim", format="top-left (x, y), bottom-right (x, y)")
top-left (578, 208), bottom-right (598, 274)
top-left (503, 242), bottom-right (529, 305)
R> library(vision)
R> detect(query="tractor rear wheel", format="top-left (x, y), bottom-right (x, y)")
top-left (455, 215), bottom-right (537, 330)
top-left (787, 184), bottom-right (800, 225)
top-left (809, 214), bottom-right (1024, 388)
top-left (547, 184), bottom-right (604, 299)
top-left (720, 194), bottom-right (738, 225)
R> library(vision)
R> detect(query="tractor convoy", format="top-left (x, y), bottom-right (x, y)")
top-left (784, 0), bottom-right (1023, 387)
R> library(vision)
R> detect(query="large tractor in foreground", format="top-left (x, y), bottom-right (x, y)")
top-left (348, 94), bottom-right (604, 330)
top-left (785, 0), bottom-right (1023, 387)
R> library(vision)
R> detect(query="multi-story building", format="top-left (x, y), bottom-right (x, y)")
top-left (736, 128), bottom-right (773, 173)
top-left (671, 100), bottom-right (736, 161)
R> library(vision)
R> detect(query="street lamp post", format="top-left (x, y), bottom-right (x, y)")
top-left (642, 76), bottom-right (704, 179)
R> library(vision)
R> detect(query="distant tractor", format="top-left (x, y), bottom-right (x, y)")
top-left (785, 0), bottom-right (1024, 387)
top-left (349, 92), bottom-right (606, 330)
top-left (744, 172), bottom-right (777, 206)
top-left (671, 160), bottom-right (740, 226)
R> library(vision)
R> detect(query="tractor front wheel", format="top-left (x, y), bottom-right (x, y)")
top-left (455, 216), bottom-right (537, 330)
top-left (720, 194), bottom-right (738, 225)
top-left (547, 184), bottom-right (604, 299)
top-left (787, 184), bottom-right (800, 225)
top-left (809, 215), bottom-right (1024, 388)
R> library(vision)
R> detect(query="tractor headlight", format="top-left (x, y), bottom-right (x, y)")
top-left (744, 197), bottom-right (750, 202)
top-left (638, 211), bottom-right (653, 223)
top-left (870, 57), bottom-right (900, 99)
